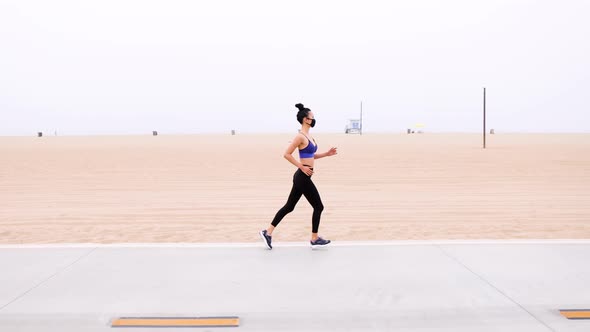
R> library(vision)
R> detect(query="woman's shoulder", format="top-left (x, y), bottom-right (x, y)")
top-left (294, 132), bottom-right (307, 141)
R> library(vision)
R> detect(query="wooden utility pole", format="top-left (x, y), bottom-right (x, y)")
top-left (483, 88), bottom-right (486, 149)
top-left (360, 101), bottom-right (363, 135)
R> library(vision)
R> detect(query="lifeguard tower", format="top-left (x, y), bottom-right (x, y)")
top-left (407, 123), bottom-right (425, 134)
top-left (345, 101), bottom-right (364, 134)
top-left (345, 119), bottom-right (361, 134)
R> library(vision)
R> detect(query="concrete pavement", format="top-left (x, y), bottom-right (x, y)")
top-left (1, 240), bottom-right (589, 331)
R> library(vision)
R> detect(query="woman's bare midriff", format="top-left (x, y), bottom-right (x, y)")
top-left (300, 157), bottom-right (314, 168)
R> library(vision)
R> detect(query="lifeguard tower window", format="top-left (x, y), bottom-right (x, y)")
top-left (345, 119), bottom-right (361, 134)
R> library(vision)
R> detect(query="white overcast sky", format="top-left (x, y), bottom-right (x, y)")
top-left (1, 0), bottom-right (589, 135)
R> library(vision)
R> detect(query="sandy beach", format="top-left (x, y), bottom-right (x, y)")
top-left (0, 133), bottom-right (589, 244)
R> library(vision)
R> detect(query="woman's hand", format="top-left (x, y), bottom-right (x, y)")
top-left (326, 147), bottom-right (338, 157)
top-left (300, 165), bottom-right (314, 176)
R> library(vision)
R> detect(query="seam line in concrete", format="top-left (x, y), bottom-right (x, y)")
top-left (435, 245), bottom-right (556, 332)
top-left (0, 247), bottom-right (98, 312)
top-left (1, 239), bottom-right (590, 249)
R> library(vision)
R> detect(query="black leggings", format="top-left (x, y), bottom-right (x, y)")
top-left (271, 167), bottom-right (324, 233)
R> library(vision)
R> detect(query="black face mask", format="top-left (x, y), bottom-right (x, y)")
top-left (309, 119), bottom-right (316, 128)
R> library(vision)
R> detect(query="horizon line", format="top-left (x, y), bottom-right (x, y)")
top-left (2, 131), bottom-right (590, 137)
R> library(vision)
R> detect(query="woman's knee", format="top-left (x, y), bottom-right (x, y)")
top-left (314, 202), bottom-right (324, 212)
top-left (282, 204), bottom-right (296, 214)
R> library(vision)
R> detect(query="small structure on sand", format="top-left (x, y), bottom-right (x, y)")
top-left (345, 119), bottom-right (361, 134)
top-left (407, 123), bottom-right (425, 134)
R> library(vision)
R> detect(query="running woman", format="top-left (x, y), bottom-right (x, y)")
top-left (260, 103), bottom-right (338, 249)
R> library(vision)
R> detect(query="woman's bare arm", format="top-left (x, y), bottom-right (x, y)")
top-left (314, 147), bottom-right (338, 159)
top-left (283, 135), bottom-right (304, 169)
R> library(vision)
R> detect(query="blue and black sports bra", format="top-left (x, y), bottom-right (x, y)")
top-left (298, 132), bottom-right (317, 159)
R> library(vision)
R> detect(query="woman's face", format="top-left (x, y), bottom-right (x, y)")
top-left (305, 111), bottom-right (315, 127)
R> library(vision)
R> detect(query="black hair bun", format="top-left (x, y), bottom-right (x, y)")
top-left (295, 103), bottom-right (304, 110)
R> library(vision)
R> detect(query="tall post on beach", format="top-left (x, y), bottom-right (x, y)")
top-left (360, 101), bottom-right (363, 136)
top-left (483, 87), bottom-right (486, 149)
